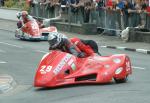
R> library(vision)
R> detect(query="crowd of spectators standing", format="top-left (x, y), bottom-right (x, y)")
top-left (26, 0), bottom-right (150, 25)
top-left (1, 0), bottom-right (150, 27)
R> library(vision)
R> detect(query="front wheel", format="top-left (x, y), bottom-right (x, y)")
top-left (114, 76), bottom-right (128, 83)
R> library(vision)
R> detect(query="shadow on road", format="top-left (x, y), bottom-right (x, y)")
top-left (34, 82), bottom-right (116, 91)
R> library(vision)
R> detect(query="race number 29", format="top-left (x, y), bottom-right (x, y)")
top-left (40, 65), bottom-right (52, 74)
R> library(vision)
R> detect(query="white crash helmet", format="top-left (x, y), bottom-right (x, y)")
top-left (16, 12), bottom-right (22, 19)
top-left (48, 32), bottom-right (62, 48)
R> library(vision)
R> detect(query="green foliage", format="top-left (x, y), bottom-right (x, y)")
top-left (3, 0), bottom-right (30, 12)
top-left (4, 0), bottom-right (15, 8)
top-left (22, 3), bottom-right (30, 12)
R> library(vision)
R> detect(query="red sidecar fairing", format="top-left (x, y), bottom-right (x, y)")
top-left (15, 21), bottom-right (42, 41)
top-left (40, 26), bottom-right (58, 40)
top-left (34, 51), bottom-right (132, 87)
top-left (15, 21), bottom-right (58, 41)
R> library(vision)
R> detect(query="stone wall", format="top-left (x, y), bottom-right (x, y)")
top-left (129, 28), bottom-right (150, 43)
top-left (52, 22), bottom-right (97, 35)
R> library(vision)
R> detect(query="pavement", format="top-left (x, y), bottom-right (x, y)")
top-left (0, 74), bottom-right (16, 93)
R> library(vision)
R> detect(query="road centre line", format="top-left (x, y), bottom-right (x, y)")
top-left (0, 61), bottom-right (7, 64)
top-left (0, 42), bottom-right (23, 48)
top-left (132, 66), bottom-right (146, 70)
top-left (117, 46), bottom-right (126, 50)
top-left (36, 50), bottom-right (47, 54)
top-left (136, 49), bottom-right (148, 54)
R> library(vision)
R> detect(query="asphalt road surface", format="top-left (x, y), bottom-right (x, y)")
top-left (0, 30), bottom-right (150, 103)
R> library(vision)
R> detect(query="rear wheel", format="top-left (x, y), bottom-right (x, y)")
top-left (114, 76), bottom-right (128, 83)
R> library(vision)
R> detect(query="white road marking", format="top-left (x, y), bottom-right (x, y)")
top-left (100, 46), bottom-right (107, 48)
top-left (132, 66), bottom-right (146, 70)
top-left (0, 61), bottom-right (7, 64)
top-left (117, 46), bottom-right (126, 50)
top-left (0, 42), bottom-right (23, 48)
top-left (36, 50), bottom-right (47, 54)
top-left (136, 49), bottom-right (148, 54)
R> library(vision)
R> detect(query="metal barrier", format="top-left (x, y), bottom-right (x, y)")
top-left (30, 4), bottom-right (150, 33)
top-left (31, 3), bottom-right (61, 19)
top-left (145, 13), bottom-right (150, 29)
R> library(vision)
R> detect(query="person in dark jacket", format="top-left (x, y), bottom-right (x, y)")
top-left (48, 32), bottom-right (85, 58)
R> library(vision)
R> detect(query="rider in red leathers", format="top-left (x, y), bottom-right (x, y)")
top-left (70, 37), bottom-right (101, 56)
top-left (16, 11), bottom-right (34, 28)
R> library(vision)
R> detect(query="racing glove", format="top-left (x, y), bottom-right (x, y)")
top-left (77, 52), bottom-right (86, 58)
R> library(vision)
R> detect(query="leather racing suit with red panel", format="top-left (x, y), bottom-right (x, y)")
top-left (16, 11), bottom-right (34, 28)
top-left (48, 33), bottom-right (85, 58)
top-left (70, 37), bottom-right (101, 56)
top-left (70, 38), bottom-right (94, 57)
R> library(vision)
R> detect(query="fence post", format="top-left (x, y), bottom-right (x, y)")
top-left (145, 13), bottom-right (150, 29)
top-left (68, 0), bottom-right (71, 31)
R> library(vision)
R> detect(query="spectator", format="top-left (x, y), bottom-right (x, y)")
top-left (70, 0), bottom-right (79, 14)
top-left (106, 0), bottom-right (114, 10)
top-left (104, 0), bottom-right (117, 35)
top-left (0, 0), bottom-right (5, 7)
top-left (84, 0), bottom-right (96, 23)
top-left (61, 0), bottom-right (69, 11)
top-left (51, 0), bottom-right (61, 17)
top-left (116, 0), bottom-right (125, 29)
top-left (140, 0), bottom-right (150, 28)
top-left (96, 0), bottom-right (105, 27)
top-left (77, 0), bottom-right (84, 7)
top-left (106, 0), bottom-right (117, 11)
top-left (122, 0), bottom-right (134, 14)
top-left (96, 0), bottom-right (105, 10)
top-left (61, 0), bottom-right (68, 6)
top-left (60, 0), bottom-right (69, 22)
top-left (134, 0), bottom-right (145, 28)
top-left (26, 0), bottom-right (32, 5)
top-left (40, 0), bottom-right (57, 18)
top-left (39, 0), bottom-right (47, 17)
top-left (116, 0), bottom-right (125, 15)
top-left (69, 0), bottom-right (79, 23)
top-left (89, 0), bottom-right (98, 23)
top-left (146, 6), bottom-right (150, 13)
top-left (29, 0), bottom-right (39, 16)
top-left (26, 0), bottom-right (37, 7)
top-left (134, 0), bottom-right (142, 12)
top-left (26, 0), bottom-right (36, 15)
top-left (141, 0), bottom-right (149, 13)
top-left (76, 0), bottom-right (85, 23)
top-left (122, 0), bottom-right (135, 27)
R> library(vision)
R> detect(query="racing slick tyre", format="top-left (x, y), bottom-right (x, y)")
top-left (114, 76), bottom-right (128, 83)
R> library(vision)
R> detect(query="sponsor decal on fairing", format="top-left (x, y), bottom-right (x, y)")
top-left (71, 63), bottom-right (76, 71)
top-left (53, 54), bottom-right (72, 75)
